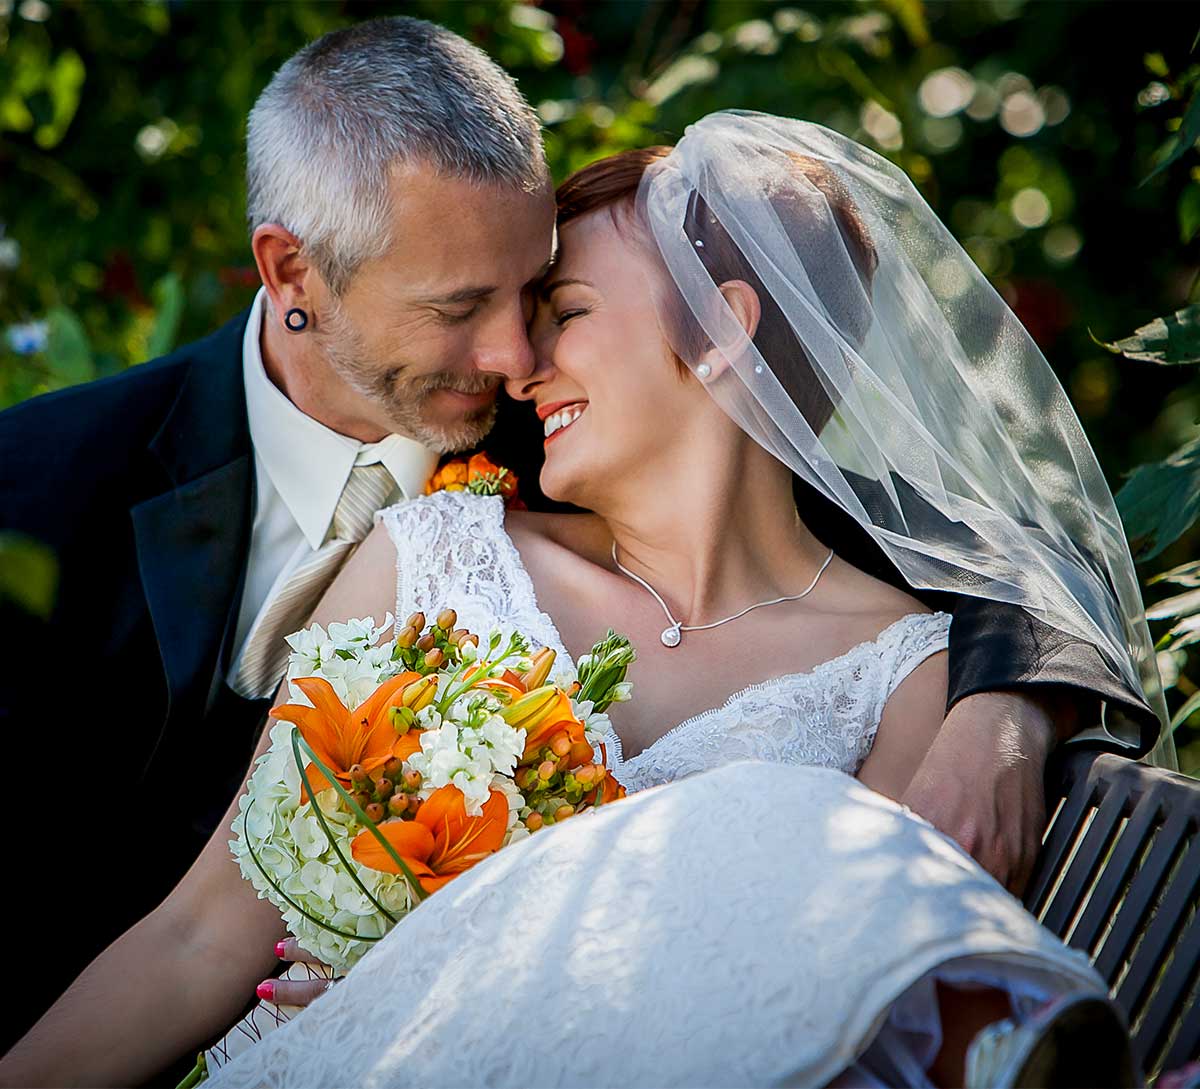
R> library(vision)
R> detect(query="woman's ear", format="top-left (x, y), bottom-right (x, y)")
top-left (719, 279), bottom-right (762, 340)
top-left (692, 279), bottom-right (763, 382)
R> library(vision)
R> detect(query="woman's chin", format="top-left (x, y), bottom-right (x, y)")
top-left (538, 451), bottom-right (594, 507)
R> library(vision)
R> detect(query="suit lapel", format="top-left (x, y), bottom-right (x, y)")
top-left (132, 309), bottom-right (255, 726)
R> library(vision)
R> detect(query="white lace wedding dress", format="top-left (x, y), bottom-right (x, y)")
top-left (208, 492), bottom-right (1107, 1088)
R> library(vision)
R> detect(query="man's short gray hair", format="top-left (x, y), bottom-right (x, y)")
top-left (246, 16), bottom-right (547, 294)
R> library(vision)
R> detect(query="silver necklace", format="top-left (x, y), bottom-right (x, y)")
top-left (610, 542), bottom-right (835, 648)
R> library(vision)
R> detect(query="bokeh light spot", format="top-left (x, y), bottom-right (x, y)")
top-left (1043, 224), bottom-right (1082, 264)
top-left (918, 67), bottom-right (976, 118)
top-left (1000, 90), bottom-right (1045, 137)
top-left (861, 101), bottom-right (903, 151)
top-left (1011, 187), bottom-right (1051, 228)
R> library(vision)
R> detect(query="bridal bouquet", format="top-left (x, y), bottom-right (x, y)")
top-left (189, 613), bottom-right (633, 1082)
top-left (234, 611), bottom-right (632, 969)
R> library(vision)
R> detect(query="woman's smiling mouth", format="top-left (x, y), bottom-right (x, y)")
top-left (539, 401), bottom-right (588, 443)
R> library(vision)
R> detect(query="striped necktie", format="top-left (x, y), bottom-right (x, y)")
top-left (232, 462), bottom-right (397, 699)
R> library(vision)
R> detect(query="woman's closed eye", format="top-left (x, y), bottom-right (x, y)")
top-left (554, 307), bottom-right (590, 327)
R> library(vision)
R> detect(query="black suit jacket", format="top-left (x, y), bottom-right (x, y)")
top-left (0, 309), bottom-right (270, 1051)
top-left (0, 307), bottom-right (1159, 1053)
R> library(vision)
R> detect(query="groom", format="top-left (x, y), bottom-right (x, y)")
top-left (0, 16), bottom-right (554, 1050)
top-left (0, 13), bottom-right (1157, 1052)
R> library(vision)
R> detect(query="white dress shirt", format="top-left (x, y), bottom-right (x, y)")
top-left (228, 288), bottom-right (438, 680)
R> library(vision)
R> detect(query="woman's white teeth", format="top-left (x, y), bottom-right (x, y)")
top-left (544, 405), bottom-right (586, 438)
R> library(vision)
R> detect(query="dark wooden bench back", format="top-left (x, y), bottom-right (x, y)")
top-left (1024, 750), bottom-right (1200, 1076)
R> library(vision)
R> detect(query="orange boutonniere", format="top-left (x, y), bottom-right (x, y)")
top-left (426, 452), bottom-right (522, 506)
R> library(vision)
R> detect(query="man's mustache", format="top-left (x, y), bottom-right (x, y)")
top-left (410, 373), bottom-right (503, 397)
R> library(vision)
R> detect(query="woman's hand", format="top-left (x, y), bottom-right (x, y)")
top-left (256, 939), bottom-right (338, 1008)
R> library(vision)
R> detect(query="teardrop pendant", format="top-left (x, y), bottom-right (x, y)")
top-left (660, 625), bottom-right (682, 648)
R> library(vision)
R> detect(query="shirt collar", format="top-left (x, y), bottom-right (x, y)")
top-left (243, 287), bottom-right (439, 549)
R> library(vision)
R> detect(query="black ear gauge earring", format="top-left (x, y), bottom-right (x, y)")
top-left (284, 307), bottom-right (309, 332)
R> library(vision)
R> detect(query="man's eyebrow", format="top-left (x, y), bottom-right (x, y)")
top-left (538, 277), bottom-right (593, 302)
top-left (419, 285), bottom-right (496, 306)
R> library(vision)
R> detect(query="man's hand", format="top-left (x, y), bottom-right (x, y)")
top-left (256, 938), bottom-right (338, 1008)
top-left (900, 690), bottom-right (1071, 896)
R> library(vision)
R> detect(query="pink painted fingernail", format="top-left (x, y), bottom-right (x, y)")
top-left (274, 940), bottom-right (288, 959)
top-left (256, 980), bottom-right (276, 1002)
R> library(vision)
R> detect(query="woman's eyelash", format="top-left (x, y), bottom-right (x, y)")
top-left (554, 308), bottom-right (588, 327)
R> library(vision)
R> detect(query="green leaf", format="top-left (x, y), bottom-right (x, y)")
top-left (1181, 184), bottom-right (1200, 243)
top-left (0, 533), bottom-right (58, 618)
top-left (1100, 304), bottom-right (1200, 365)
top-left (1144, 87), bottom-right (1200, 183)
top-left (1117, 435), bottom-right (1200, 561)
top-left (878, 0), bottom-right (930, 47)
top-left (147, 272), bottom-right (184, 358)
top-left (1170, 689), bottom-right (1200, 733)
top-left (44, 306), bottom-right (94, 385)
top-left (1146, 587), bottom-right (1200, 622)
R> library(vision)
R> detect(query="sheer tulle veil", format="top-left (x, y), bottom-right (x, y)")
top-left (636, 110), bottom-right (1172, 764)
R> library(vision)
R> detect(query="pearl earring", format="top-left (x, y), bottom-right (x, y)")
top-left (695, 362), bottom-right (712, 379)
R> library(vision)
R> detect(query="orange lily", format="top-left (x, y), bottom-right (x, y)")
top-left (270, 673), bottom-right (424, 801)
top-left (520, 694), bottom-right (593, 766)
top-left (585, 767), bottom-right (627, 806)
top-left (351, 784), bottom-right (509, 892)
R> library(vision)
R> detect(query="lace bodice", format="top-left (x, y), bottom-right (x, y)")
top-left (379, 492), bottom-right (950, 794)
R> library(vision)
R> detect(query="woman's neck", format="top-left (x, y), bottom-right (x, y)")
top-left (594, 440), bottom-right (831, 626)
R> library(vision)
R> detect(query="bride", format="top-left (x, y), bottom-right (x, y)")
top-left (3, 113), bottom-right (1159, 1087)
top-left (205, 114), bottom-right (1159, 1087)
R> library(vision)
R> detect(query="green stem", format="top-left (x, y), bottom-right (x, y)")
top-left (291, 735), bottom-right (398, 923)
top-left (292, 731), bottom-right (428, 903)
top-left (174, 1052), bottom-right (206, 1089)
top-left (243, 804), bottom-right (381, 943)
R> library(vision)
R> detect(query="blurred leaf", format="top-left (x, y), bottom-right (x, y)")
top-left (1172, 689), bottom-right (1200, 732)
top-left (878, 0), bottom-right (929, 47)
top-left (1143, 87), bottom-right (1200, 183)
top-left (1118, 435), bottom-right (1200, 561)
top-left (1181, 183), bottom-right (1200, 243)
top-left (1146, 587), bottom-right (1200, 621)
top-left (1100, 304), bottom-right (1200, 364)
top-left (44, 306), bottom-right (95, 385)
top-left (1150, 560), bottom-right (1200, 588)
top-left (0, 533), bottom-right (58, 619)
top-left (147, 272), bottom-right (185, 359)
top-left (36, 49), bottom-right (86, 150)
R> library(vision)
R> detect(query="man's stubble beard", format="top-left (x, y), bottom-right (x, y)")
top-left (317, 302), bottom-right (498, 455)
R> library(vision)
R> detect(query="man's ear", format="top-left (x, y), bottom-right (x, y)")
top-left (693, 279), bottom-right (763, 380)
top-left (251, 223), bottom-right (320, 323)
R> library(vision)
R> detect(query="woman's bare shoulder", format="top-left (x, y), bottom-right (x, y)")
top-left (818, 556), bottom-right (937, 647)
top-left (505, 509), bottom-right (610, 565)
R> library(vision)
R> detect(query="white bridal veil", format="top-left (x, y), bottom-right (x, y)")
top-left (637, 110), bottom-right (1170, 761)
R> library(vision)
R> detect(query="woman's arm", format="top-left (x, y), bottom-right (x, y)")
top-left (0, 523), bottom-right (401, 1087)
top-left (856, 651), bottom-right (949, 801)
top-left (0, 724), bottom-right (285, 1088)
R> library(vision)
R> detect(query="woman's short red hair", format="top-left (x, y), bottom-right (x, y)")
top-left (553, 145), bottom-right (878, 431)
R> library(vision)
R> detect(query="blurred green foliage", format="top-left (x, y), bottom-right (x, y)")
top-left (0, 0), bottom-right (1197, 766)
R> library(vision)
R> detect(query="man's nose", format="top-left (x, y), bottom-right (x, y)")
top-left (473, 306), bottom-right (536, 383)
top-left (505, 322), bottom-right (555, 402)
